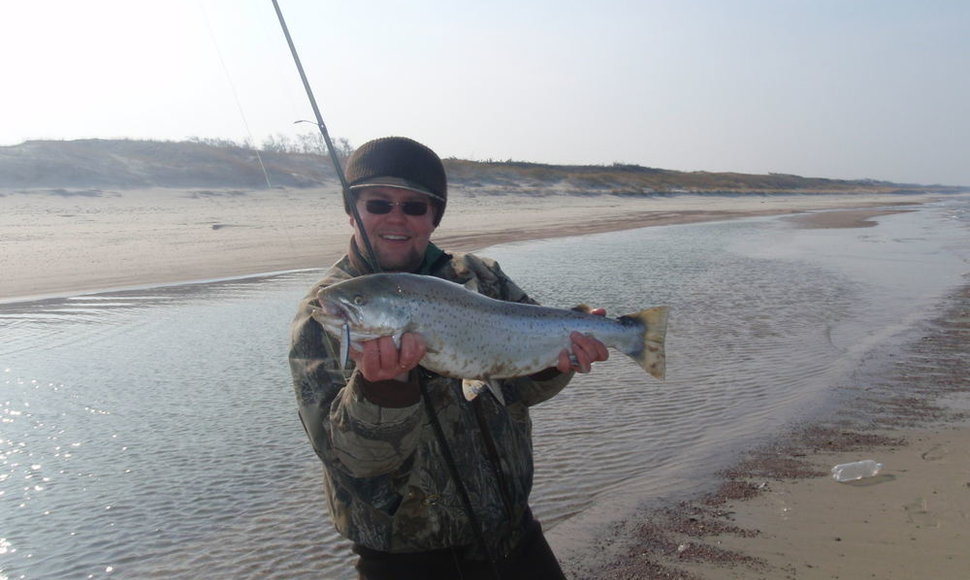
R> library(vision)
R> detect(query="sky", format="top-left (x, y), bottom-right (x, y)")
top-left (2, 0), bottom-right (968, 186)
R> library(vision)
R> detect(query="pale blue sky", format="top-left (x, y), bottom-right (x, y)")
top-left (2, 0), bottom-right (968, 185)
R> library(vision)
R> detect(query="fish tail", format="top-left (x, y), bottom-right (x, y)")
top-left (619, 306), bottom-right (668, 380)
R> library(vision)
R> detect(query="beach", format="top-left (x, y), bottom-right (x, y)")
top-left (3, 187), bottom-right (969, 579)
top-left (0, 187), bottom-right (935, 302)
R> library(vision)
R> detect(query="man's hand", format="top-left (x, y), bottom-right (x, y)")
top-left (350, 333), bottom-right (427, 382)
top-left (557, 308), bottom-right (610, 373)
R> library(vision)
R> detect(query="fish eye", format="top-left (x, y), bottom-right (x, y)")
top-left (353, 295), bottom-right (366, 306)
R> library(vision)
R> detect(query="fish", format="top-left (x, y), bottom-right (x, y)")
top-left (311, 272), bottom-right (667, 402)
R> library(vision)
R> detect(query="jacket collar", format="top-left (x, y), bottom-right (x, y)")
top-left (347, 238), bottom-right (451, 276)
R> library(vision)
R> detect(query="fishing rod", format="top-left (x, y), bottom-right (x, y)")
top-left (269, 0), bottom-right (380, 273)
top-left (269, 2), bottom-right (503, 576)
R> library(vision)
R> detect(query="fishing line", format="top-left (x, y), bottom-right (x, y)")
top-left (196, 0), bottom-right (272, 190)
top-left (198, 0), bottom-right (309, 258)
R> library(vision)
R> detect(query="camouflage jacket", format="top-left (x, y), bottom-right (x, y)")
top-left (288, 247), bottom-right (573, 556)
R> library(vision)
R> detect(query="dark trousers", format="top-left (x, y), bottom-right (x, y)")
top-left (353, 521), bottom-right (566, 580)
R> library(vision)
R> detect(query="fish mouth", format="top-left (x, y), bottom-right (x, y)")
top-left (312, 299), bottom-right (360, 332)
top-left (311, 299), bottom-right (388, 347)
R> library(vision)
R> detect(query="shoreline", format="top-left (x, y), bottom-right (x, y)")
top-left (575, 280), bottom-right (970, 579)
top-left (0, 188), bottom-right (949, 303)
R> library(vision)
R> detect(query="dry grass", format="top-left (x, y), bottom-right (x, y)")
top-left (3, 138), bottom-right (964, 193)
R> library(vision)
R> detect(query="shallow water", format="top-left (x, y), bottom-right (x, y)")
top-left (2, 195), bottom-right (968, 579)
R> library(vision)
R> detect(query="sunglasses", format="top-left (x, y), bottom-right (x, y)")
top-left (361, 199), bottom-right (430, 216)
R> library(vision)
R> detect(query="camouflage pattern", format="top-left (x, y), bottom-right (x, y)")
top-left (289, 250), bottom-right (573, 557)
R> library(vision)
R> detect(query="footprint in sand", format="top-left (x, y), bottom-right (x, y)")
top-left (920, 444), bottom-right (948, 461)
top-left (904, 497), bottom-right (940, 528)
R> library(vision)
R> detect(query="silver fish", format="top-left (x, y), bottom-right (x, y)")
top-left (311, 273), bottom-right (667, 401)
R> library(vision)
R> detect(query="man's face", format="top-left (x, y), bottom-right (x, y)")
top-left (351, 186), bottom-right (438, 272)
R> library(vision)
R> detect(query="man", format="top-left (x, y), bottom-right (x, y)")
top-left (289, 136), bottom-right (608, 579)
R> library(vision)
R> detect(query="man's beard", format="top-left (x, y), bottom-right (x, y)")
top-left (378, 247), bottom-right (424, 272)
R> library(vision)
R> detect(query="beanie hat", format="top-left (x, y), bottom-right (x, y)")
top-left (343, 136), bottom-right (447, 225)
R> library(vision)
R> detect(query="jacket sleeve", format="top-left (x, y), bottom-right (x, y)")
top-left (289, 288), bottom-right (424, 479)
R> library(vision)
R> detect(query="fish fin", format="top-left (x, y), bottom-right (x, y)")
top-left (462, 379), bottom-right (506, 405)
top-left (486, 380), bottom-right (506, 405)
top-left (620, 306), bottom-right (668, 380)
top-left (462, 379), bottom-right (486, 401)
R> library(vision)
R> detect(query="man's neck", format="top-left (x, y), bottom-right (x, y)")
top-left (347, 239), bottom-right (448, 275)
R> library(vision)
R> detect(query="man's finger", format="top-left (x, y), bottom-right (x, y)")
top-left (399, 333), bottom-right (426, 368)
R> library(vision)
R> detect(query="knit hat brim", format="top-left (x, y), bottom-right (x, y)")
top-left (348, 176), bottom-right (446, 204)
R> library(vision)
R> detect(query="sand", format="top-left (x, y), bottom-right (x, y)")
top-left (697, 425), bottom-right (970, 579)
top-left (3, 186), bottom-right (968, 579)
top-left (0, 186), bottom-right (935, 302)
